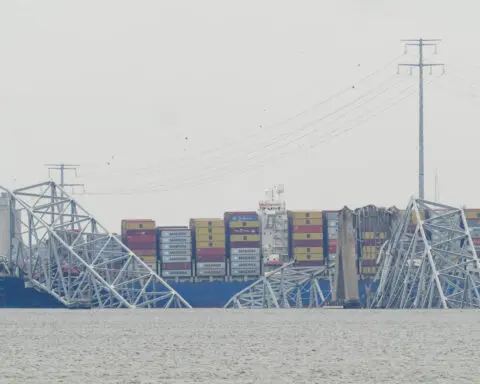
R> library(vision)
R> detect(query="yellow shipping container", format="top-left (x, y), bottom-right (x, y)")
top-left (140, 256), bottom-right (156, 264)
top-left (196, 241), bottom-right (225, 249)
top-left (191, 219), bottom-right (224, 228)
top-left (122, 220), bottom-right (156, 231)
top-left (195, 227), bottom-right (225, 235)
top-left (289, 211), bottom-right (323, 220)
top-left (293, 233), bottom-right (322, 240)
top-left (292, 218), bottom-right (322, 226)
top-left (295, 253), bottom-right (324, 262)
top-left (230, 235), bottom-right (260, 242)
top-left (465, 209), bottom-right (480, 220)
top-left (229, 221), bottom-right (260, 228)
top-left (294, 247), bottom-right (323, 254)
top-left (196, 234), bottom-right (225, 242)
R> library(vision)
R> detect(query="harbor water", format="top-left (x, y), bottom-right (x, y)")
top-left (1, 309), bottom-right (479, 383)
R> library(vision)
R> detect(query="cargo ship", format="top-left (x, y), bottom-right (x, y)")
top-left (1, 185), bottom-right (454, 309)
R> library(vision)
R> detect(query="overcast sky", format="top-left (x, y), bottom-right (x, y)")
top-left (1, 1), bottom-right (479, 232)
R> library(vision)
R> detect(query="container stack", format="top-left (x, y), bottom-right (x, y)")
top-left (121, 219), bottom-right (156, 269)
top-left (289, 211), bottom-right (324, 266)
top-left (323, 211), bottom-right (339, 262)
top-left (190, 218), bottom-right (227, 278)
top-left (225, 211), bottom-right (262, 278)
top-left (157, 226), bottom-right (192, 279)
top-left (464, 209), bottom-right (480, 255)
top-left (356, 206), bottom-right (391, 279)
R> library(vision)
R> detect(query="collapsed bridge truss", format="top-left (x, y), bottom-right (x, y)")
top-left (371, 198), bottom-right (480, 309)
top-left (224, 260), bottom-right (333, 309)
top-left (1, 181), bottom-right (191, 309)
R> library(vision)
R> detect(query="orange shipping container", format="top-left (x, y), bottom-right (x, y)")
top-left (289, 211), bottom-right (322, 219)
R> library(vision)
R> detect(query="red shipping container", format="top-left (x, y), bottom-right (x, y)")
top-left (295, 260), bottom-right (325, 266)
top-left (472, 238), bottom-right (480, 246)
top-left (124, 229), bottom-right (157, 237)
top-left (362, 259), bottom-right (377, 267)
top-left (293, 225), bottom-right (322, 233)
top-left (196, 254), bottom-right (226, 262)
top-left (126, 234), bottom-right (156, 243)
top-left (196, 248), bottom-right (225, 256)
top-left (162, 262), bottom-right (191, 270)
top-left (230, 241), bottom-right (261, 248)
top-left (292, 240), bottom-right (322, 247)
top-left (126, 242), bottom-right (156, 250)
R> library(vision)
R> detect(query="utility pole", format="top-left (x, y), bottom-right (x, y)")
top-left (399, 39), bottom-right (445, 200)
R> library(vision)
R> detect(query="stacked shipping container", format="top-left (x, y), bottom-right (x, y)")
top-left (157, 226), bottom-right (192, 278)
top-left (289, 211), bottom-right (324, 266)
top-left (464, 209), bottom-right (480, 256)
top-left (356, 206), bottom-right (391, 278)
top-left (225, 211), bottom-right (262, 277)
top-left (191, 218), bottom-right (227, 277)
top-left (121, 219), bottom-right (156, 269)
top-left (324, 211), bottom-right (339, 261)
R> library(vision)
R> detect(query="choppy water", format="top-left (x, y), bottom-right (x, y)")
top-left (1, 309), bottom-right (479, 384)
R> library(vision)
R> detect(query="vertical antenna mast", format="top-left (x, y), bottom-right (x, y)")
top-left (399, 38), bottom-right (445, 200)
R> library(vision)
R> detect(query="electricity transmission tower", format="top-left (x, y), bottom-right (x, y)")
top-left (44, 163), bottom-right (84, 192)
top-left (398, 39), bottom-right (445, 200)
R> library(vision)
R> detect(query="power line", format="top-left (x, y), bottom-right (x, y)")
top-left (79, 74), bottom-right (411, 195)
top-left (398, 38), bottom-right (445, 200)
top-left (79, 54), bottom-right (404, 179)
top-left (78, 76), bottom-right (437, 197)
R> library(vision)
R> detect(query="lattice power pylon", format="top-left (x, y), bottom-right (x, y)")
top-left (370, 198), bottom-right (480, 309)
top-left (224, 260), bottom-right (332, 309)
top-left (1, 181), bottom-right (191, 309)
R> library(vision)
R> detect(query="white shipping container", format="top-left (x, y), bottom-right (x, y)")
top-left (159, 237), bottom-right (191, 244)
top-left (161, 270), bottom-right (192, 277)
top-left (196, 269), bottom-right (226, 277)
top-left (231, 262), bottom-right (260, 269)
top-left (196, 262), bottom-right (226, 270)
top-left (161, 255), bottom-right (192, 263)
top-left (328, 220), bottom-right (338, 227)
top-left (159, 243), bottom-right (192, 250)
top-left (160, 230), bottom-right (191, 238)
top-left (231, 268), bottom-right (261, 276)
top-left (231, 254), bottom-right (261, 262)
top-left (159, 249), bottom-right (192, 256)
top-left (230, 248), bottom-right (261, 256)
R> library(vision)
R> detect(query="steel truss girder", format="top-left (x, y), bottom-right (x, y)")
top-left (371, 198), bottom-right (480, 309)
top-left (1, 181), bottom-right (191, 309)
top-left (224, 260), bottom-right (333, 309)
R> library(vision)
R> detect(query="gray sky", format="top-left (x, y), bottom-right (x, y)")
top-left (1, 1), bottom-right (479, 232)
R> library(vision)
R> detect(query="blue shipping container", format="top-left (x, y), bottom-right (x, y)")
top-left (228, 215), bottom-right (259, 222)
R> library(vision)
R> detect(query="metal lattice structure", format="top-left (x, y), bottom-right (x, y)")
top-left (1, 181), bottom-right (191, 309)
top-left (224, 260), bottom-right (333, 309)
top-left (370, 198), bottom-right (480, 309)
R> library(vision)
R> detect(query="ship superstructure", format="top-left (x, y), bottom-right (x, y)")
top-left (258, 185), bottom-right (289, 263)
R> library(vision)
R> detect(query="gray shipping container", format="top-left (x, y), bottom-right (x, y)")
top-left (231, 262), bottom-right (260, 269)
top-left (196, 262), bottom-right (226, 270)
top-left (159, 249), bottom-right (192, 256)
top-left (161, 255), bottom-right (192, 263)
top-left (161, 270), bottom-right (192, 277)
top-left (231, 268), bottom-right (261, 276)
top-left (160, 230), bottom-right (191, 238)
top-left (196, 269), bottom-right (226, 277)
top-left (230, 247), bottom-right (261, 256)
top-left (159, 243), bottom-right (192, 250)
top-left (231, 254), bottom-right (261, 262)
